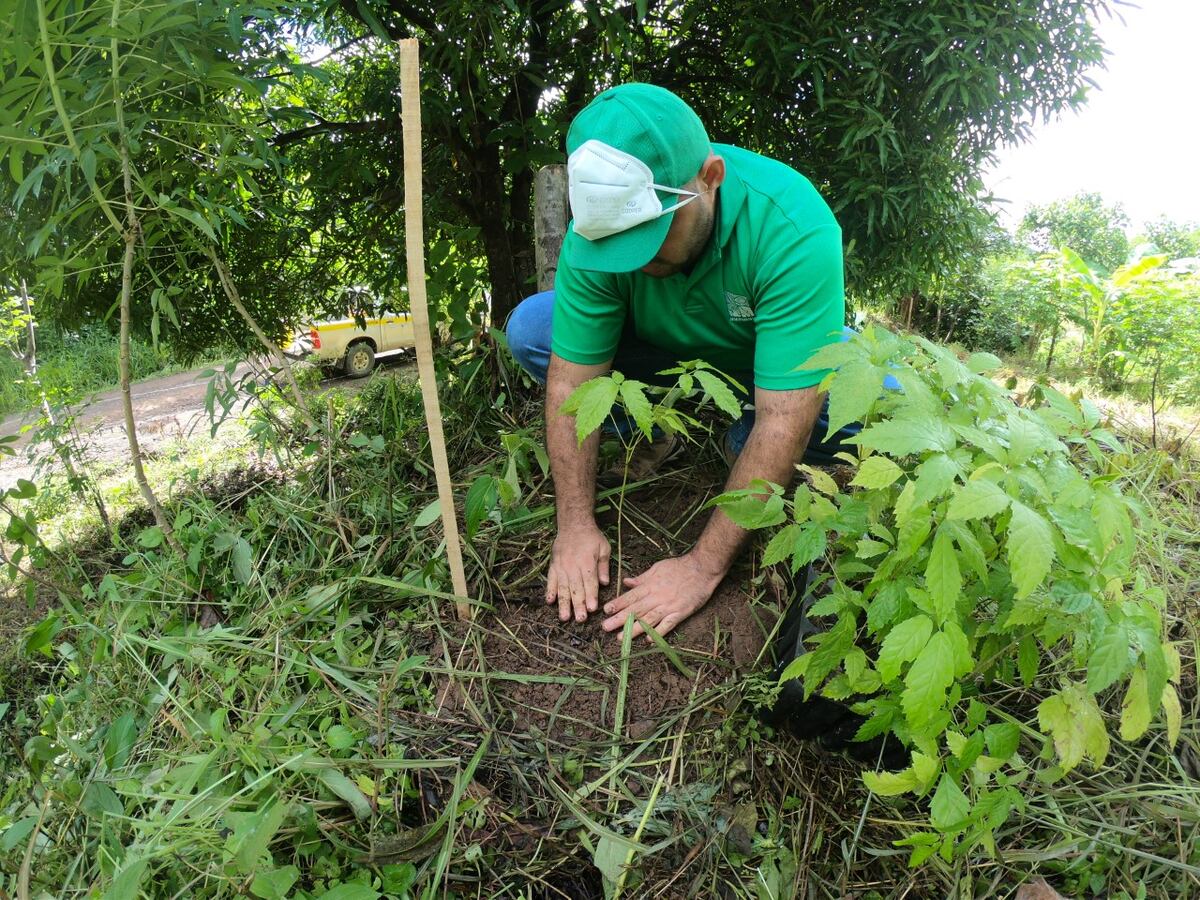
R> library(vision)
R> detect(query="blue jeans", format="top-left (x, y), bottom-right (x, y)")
top-left (505, 290), bottom-right (874, 464)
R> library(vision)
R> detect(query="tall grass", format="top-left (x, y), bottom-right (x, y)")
top-left (0, 324), bottom-right (224, 419)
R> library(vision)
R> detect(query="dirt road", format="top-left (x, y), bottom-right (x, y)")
top-left (0, 360), bottom-right (398, 491)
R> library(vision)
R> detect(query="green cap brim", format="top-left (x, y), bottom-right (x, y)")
top-left (564, 203), bottom-right (676, 273)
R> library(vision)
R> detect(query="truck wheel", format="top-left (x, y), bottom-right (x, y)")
top-left (343, 341), bottom-right (375, 378)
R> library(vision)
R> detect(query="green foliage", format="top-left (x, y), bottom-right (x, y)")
top-left (1020, 192), bottom-right (1131, 274)
top-left (1141, 216), bottom-right (1200, 260)
top-left (715, 326), bottom-right (1181, 864)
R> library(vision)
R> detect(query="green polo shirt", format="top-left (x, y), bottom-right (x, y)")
top-left (551, 143), bottom-right (845, 390)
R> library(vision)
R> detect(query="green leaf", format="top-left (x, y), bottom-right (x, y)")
top-left (826, 360), bottom-right (884, 435)
top-left (902, 631), bottom-right (955, 730)
top-left (866, 581), bottom-right (906, 634)
top-left (911, 453), bottom-right (960, 506)
top-left (1006, 501), bottom-right (1056, 599)
top-left (318, 768), bottom-right (372, 820)
top-left (694, 369), bottom-right (743, 420)
top-left (105, 855), bottom-right (148, 900)
top-left (137, 526), bottom-right (164, 548)
top-left (924, 529), bottom-right (960, 626)
top-left (1119, 667), bottom-right (1152, 741)
top-left (966, 352), bottom-right (1002, 373)
top-left (852, 415), bottom-right (955, 456)
top-left (560, 376), bottom-right (619, 445)
top-left (984, 722), bottom-right (1020, 760)
top-left (464, 475), bottom-right (499, 539)
top-left (863, 767), bottom-right (919, 796)
top-left (593, 833), bottom-right (628, 885)
top-left (877, 614), bottom-right (933, 683)
top-left (317, 885), bottom-right (380, 900)
top-left (251, 866), bottom-right (300, 900)
top-left (1017, 636), bottom-right (1038, 686)
top-left (414, 498), bottom-right (441, 528)
top-left (788, 523), bottom-right (827, 572)
top-left (618, 379), bottom-right (654, 439)
top-left (929, 774), bottom-right (970, 832)
top-left (325, 725), bottom-right (358, 751)
top-left (1086, 621), bottom-right (1131, 694)
top-left (232, 798), bottom-right (290, 875)
top-left (946, 479), bottom-right (1010, 521)
top-left (850, 456), bottom-right (903, 490)
top-left (231, 538), bottom-right (254, 585)
top-left (104, 712), bottom-right (137, 771)
top-left (716, 492), bottom-right (786, 530)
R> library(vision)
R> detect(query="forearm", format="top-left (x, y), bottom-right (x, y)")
top-left (689, 389), bottom-right (823, 581)
top-left (546, 355), bottom-right (607, 531)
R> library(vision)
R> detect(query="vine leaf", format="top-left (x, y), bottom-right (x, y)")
top-left (946, 479), bottom-right (1010, 521)
top-left (851, 455), bottom-right (903, 490)
top-left (877, 614), bottom-right (933, 683)
top-left (559, 376), bottom-right (619, 446)
top-left (902, 631), bottom-right (955, 730)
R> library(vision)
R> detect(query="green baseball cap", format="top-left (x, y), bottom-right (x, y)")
top-left (565, 83), bottom-right (712, 273)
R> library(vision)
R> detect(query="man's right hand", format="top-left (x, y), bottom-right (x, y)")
top-left (546, 523), bottom-right (611, 623)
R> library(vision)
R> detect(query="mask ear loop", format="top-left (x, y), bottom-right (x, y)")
top-left (649, 182), bottom-right (701, 219)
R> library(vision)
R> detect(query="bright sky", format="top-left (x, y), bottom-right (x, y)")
top-left (985, 0), bottom-right (1200, 232)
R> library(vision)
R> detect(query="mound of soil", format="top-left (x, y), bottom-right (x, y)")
top-left (436, 474), bottom-right (782, 746)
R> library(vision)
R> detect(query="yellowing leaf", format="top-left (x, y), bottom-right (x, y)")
top-left (1119, 667), bottom-right (1152, 741)
top-left (863, 767), bottom-right (919, 796)
top-left (799, 464), bottom-right (840, 496)
top-left (1162, 684), bottom-right (1182, 748)
top-left (1037, 685), bottom-right (1109, 772)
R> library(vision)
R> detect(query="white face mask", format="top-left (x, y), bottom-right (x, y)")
top-left (567, 139), bottom-right (701, 242)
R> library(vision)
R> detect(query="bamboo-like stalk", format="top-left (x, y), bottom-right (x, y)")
top-left (206, 246), bottom-right (315, 428)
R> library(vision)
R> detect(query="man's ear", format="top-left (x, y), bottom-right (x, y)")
top-left (699, 154), bottom-right (726, 192)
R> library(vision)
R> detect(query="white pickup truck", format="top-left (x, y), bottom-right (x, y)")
top-left (288, 312), bottom-right (417, 377)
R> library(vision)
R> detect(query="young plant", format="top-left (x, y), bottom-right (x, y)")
top-left (713, 325), bottom-right (1181, 864)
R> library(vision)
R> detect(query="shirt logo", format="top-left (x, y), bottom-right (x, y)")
top-left (725, 291), bottom-right (754, 322)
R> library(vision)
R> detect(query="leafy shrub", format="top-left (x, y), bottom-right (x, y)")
top-left (711, 327), bottom-right (1180, 863)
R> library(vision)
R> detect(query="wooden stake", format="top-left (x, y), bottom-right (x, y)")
top-left (399, 39), bottom-right (471, 618)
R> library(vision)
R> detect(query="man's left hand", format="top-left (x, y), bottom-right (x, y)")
top-left (601, 553), bottom-right (723, 639)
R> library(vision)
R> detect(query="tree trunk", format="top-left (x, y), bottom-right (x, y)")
top-left (118, 142), bottom-right (181, 556)
top-left (534, 165), bottom-right (568, 292)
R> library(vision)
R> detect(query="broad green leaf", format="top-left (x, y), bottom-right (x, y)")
top-left (966, 352), bottom-right (1002, 373)
top-left (762, 524), bottom-right (800, 567)
top-left (316, 885), bottom-right (380, 900)
top-left (464, 475), bottom-right (499, 539)
top-left (825, 359), bottom-right (883, 435)
top-left (233, 799), bottom-right (290, 875)
top-left (1006, 501), bottom-right (1055, 599)
top-left (929, 775), bottom-right (970, 832)
top-left (850, 455), bottom-right (903, 490)
top-left (866, 581), bottom-right (906, 634)
top-left (801, 616), bottom-right (857, 689)
top-left (852, 415), bottom-right (955, 456)
top-left (593, 833), bottom-right (628, 884)
top-left (318, 768), bottom-right (372, 820)
top-left (788, 523), bottom-right (827, 572)
top-left (924, 528), bottom-right (960, 625)
top-left (902, 631), bottom-right (955, 730)
top-left (325, 725), bottom-right (358, 751)
top-left (863, 767), bottom-right (919, 796)
top-left (799, 464), bottom-right (840, 496)
top-left (717, 493), bottom-right (786, 530)
top-left (694, 370), bottom-right (743, 420)
top-left (1162, 684), bottom-right (1182, 748)
top-left (251, 867), bottom-right (300, 900)
top-left (1086, 621), bottom-right (1131, 695)
top-left (984, 722), bottom-right (1020, 760)
top-left (414, 498), bottom-right (441, 528)
top-left (104, 712), bottom-right (137, 771)
top-left (619, 379), bottom-right (654, 439)
top-left (560, 376), bottom-right (619, 445)
top-left (877, 614), bottom-right (933, 682)
top-left (797, 340), bottom-right (861, 372)
top-left (105, 855), bottom-right (148, 900)
top-left (1017, 636), bottom-right (1038, 686)
top-left (1006, 412), bottom-right (1046, 466)
top-left (232, 538), bottom-right (254, 585)
top-left (1119, 667), bottom-right (1152, 741)
top-left (911, 453), bottom-right (960, 506)
top-left (946, 479), bottom-right (1010, 521)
